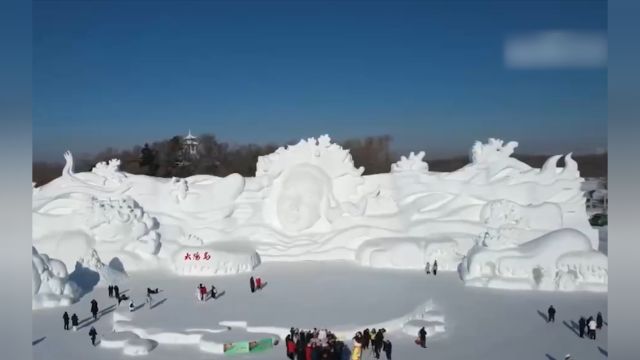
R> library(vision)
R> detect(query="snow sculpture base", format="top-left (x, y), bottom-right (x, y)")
top-left (171, 243), bottom-right (261, 276)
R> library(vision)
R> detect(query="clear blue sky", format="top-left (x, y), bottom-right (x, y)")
top-left (33, 0), bottom-right (607, 162)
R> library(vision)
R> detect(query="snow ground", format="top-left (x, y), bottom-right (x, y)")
top-left (33, 261), bottom-right (607, 360)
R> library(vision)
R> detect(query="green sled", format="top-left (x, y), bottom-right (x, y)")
top-left (224, 338), bottom-right (273, 355)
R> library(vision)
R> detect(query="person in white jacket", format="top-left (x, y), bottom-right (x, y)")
top-left (588, 318), bottom-right (597, 339)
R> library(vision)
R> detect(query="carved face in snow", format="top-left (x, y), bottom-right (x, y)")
top-left (276, 164), bottom-right (333, 232)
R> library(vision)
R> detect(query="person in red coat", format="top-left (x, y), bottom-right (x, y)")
top-left (305, 342), bottom-right (313, 360)
top-left (285, 335), bottom-right (296, 360)
top-left (256, 277), bottom-right (262, 290)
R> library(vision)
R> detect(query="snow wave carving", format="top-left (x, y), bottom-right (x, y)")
top-left (88, 197), bottom-right (161, 256)
top-left (32, 247), bottom-right (81, 309)
top-left (462, 229), bottom-right (607, 292)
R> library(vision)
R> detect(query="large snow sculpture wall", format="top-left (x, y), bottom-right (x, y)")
top-left (32, 135), bottom-right (606, 292)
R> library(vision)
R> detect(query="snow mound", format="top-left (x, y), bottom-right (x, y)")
top-left (32, 246), bottom-right (81, 309)
top-left (122, 338), bottom-right (158, 356)
top-left (463, 228), bottom-right (607, 291)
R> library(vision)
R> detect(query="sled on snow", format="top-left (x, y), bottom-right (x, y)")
top-left (223, 338), bottom-right (274, 355)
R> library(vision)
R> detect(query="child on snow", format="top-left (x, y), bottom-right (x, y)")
top-left (71, 313), bottom-right (79, 331)
top-left (89, 326), bottom-right (98, 346)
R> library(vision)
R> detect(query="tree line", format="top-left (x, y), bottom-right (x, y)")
top-left (32, 134), bottom-right (607, 186)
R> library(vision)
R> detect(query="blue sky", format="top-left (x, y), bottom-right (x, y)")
top-left (33, 0), bottom-right (607, 161)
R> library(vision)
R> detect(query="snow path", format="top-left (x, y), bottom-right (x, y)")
top-left (33, 261), bottom-right (607, 360)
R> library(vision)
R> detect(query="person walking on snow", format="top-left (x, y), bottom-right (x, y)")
top-left (596, 312), bottom-right (604, 329)
top-left (351, 335), bottom-right (362, 360)
top-left (108, 285), bottom-right (113, 298)
top-left (90, 299), bottom-right (99, 320)
top-left (425, 262), bottom-right (431, 274)
top-left (588, 318), bottom-right (597, 339)
top-left (362, 329), bottom-right (370, 351)
top-left (285, 335), bottom-right (296, 360)
top-left (129, 300), bottom-right (135, 312)
top-left (113, 285), bottom-right (120, 300)
top-left (62, 311), bottom-right (70, 330)
top-left (418, 327), bottom-right (427, 348)
top-left (383, 340), bottom-right (392, 360)
top-left (256, 277), bottom-right (262, 290)
top-left (89, 326), bottom-right (98, 346)
top-left (71, 313), bottom-right (79, 331)
top-left (579, 317), bottom-right (586, 338)
top-left (146, 293), bottom-right (153, 308)
top-left (210, 285), bottom-right (217, 300)
top-left (373, 328), bottom-right (385, 359)
top-left (250, 276), bottom-right (256, 293)
top-left (433, 260), bottom-right (438, 275)
top-left (547, 305), bottom-right (556, 323)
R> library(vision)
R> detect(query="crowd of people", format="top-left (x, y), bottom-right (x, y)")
top-left (352, 327), bottom-right (393, 360)
top-left (285, 327), bottom-right (346, 360)
top-left (546, 305), bottom-right (606, 343)
top-left (578, 312), bottom-right (605, 340)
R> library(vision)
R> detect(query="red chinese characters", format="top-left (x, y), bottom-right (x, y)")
top-left (184, 251), bottom-right (212, 261)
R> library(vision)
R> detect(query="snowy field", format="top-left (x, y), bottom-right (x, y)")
top-left (33, 261), bottom-right (607, 360)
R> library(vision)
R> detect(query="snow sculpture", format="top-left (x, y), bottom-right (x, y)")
top-left (92, 158), bottom-right (127, 186)
top-left (258, 135), bottom-right (373, 233)
top-left (60, 151), bottom-right (131, 192)
top-left (462, 229), bottom-right (607, 292)
top-left (32, 246), bottom-right (81, 309)
top-left (256, 135), bottom-right (364, 178)
top-left (171, 177), bottom-right (189, 203)
top-left (78, 248), bottom-right (128, 285)
top-left (88, 197), bottom-right (161, 256)
top-left (32, 136), bottom-right (606, 292)
top-left (391, 151), bottom-right (429, 173)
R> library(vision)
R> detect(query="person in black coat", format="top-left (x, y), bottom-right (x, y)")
top-left (579, 317), bottom-right (586, 338)
top-left (596, 312), bottom-right (604, 329)
top-left (296, 337), bottom-right (305, 360)
top-left (62, 311), bottom-right (70, 330)
top-left (250, 276), bottom-right (255, 293)
top-left (108, 285), bottom-right (113, 298)
top-left (373, 330), bottom-right (384, 359)
top-left (547, 305), bottom-right (556, 323)
top-left (418, 327), bottom-right (427, 348)
top-left (362, 328), bottom-right (370, 350)
top-left (383, 340), bottom-right (392, 360)
top-left (90, 299), bottom-right (99, 320)
top-left (113, 285), bottom-right (120, 299)
top-left (71, 313), bottom-right (79, 331)
top-left (89, 326), bottom-right (98, 346)
top-left (433, 260), bottom-right (438, 276)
